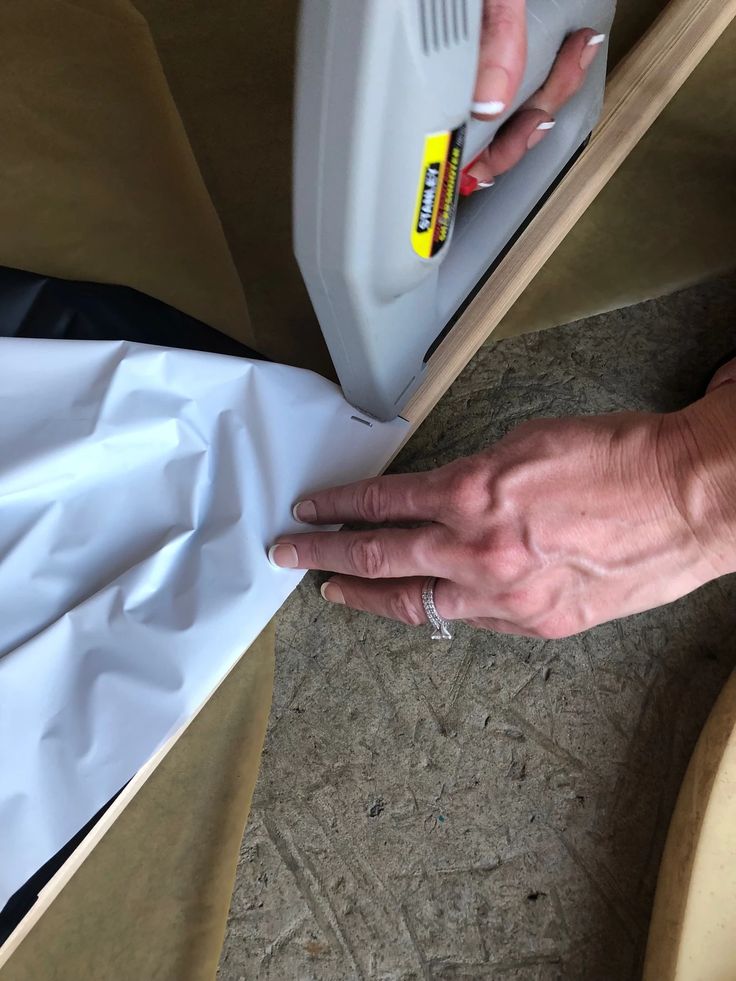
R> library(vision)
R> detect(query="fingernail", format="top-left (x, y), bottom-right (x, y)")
top-left (460, 173), bottom-right (478, 196)
top-left (268, 544), bottom-right (299, 569)
top-left (471, 99), bottom-right (506, 117)
top-left (293, 500), bottom-right (317, 523)
top-left (527, 119), bottom-right (555, 150)
top-left (580, 33), bottom-right (606, 70)
top-left (477, 180), bottom-right (495, 189)
top-left (472, 67), bottom-right (508, 117)
top-left (321, 581), bottom-right (345, 605)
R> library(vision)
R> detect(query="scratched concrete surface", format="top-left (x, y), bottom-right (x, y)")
top-left (219, 274), bottom-right (736, 981)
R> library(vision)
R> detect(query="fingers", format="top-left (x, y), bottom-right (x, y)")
top-left (319, 575), bottom-right (537, 636)
top-left (472, 10), bottom-right (603, 122)
top-left (318, 575), bottom-right (473, 626)
top-left (523, 29), bottom-right (605, 116)
top-left (321, 576), bottom-right (431, 627)
top-left (465, 109), bottom-right (554, 184)
top-left (318, 575), bottom-right (502, 624)
top-left (291, 471), bottom-right (448, 526)
top-left (472, 0), bottom-right (527, 119)
top-left (465, 27), bottom-right (605, 190)
top-left (269, 525), bottom-right (461, 579)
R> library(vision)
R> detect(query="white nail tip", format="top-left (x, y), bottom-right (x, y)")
top-left (267, 546), bottom-right (281, 568)
top-left (471, 100), bottom-right (506, 116)
top-left (536, 121), bottom-right (556, 131)
top-left (477, 181), bottom-right (495, 188)
top-left (587, 33), bottom-right (606, 46)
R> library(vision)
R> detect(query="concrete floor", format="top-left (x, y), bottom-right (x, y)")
top-left (219, 274), bottom-right (736, 981)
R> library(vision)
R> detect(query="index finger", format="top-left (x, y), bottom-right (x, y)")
top-left (292, 471), bottom-right (448, 526)
top-left (472, 0), bottom-right (528, 119)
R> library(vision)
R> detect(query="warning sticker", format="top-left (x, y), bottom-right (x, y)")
top-left (411, 124), bottom-right (466, 259)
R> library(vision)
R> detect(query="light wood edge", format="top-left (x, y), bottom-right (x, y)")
top-left (642, 671), bottom-right (736, 980)
top-left (400, 0), bottom-right (736, 432)
top-left (2, 0), bottom-right (735, 964)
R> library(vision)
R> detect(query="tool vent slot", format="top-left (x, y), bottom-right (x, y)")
top-left (419, 0), bottom-right (469, 52)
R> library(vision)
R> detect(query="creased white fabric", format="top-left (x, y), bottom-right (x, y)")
top-left (0, 338), bottom-right (407, 905)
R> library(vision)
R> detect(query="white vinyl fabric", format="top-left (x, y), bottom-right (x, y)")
top-left (0, 338), bottom-right (407, 905)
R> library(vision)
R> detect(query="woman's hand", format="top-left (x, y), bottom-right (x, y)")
top-left (463, 0), bottom-right (606, 192)
top-left (270, 383), bottom-right (736, 638)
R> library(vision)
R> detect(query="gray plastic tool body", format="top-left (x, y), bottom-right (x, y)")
top-left (294, 0), bottom-right (616, 420)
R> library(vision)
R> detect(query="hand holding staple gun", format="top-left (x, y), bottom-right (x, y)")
top-left (294, 0), bottom-right (614, 420)
top-left (272, 1), bottom-right (736, 639)
top-left (462, 0), bottom-right (606, 192)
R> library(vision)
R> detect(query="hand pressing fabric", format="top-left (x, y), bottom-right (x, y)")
top-left (270, 369), bottom-right (736, 638)
top-left (464, 0), bottom-right (606, 192)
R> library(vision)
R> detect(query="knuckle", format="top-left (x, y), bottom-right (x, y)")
top-left (486, 0), bottom-right (519, 34)
top-left (301, 535), bottom-right (320, 566)
top-left (389, 592), bottom-right (425, 627)
top-left (478, 540), bottom-right (527, 583)
top-left (446, 463), bottom-right (490, 516)
top-left (493, 139), bottom-right (524, 175)
top-left (500, 588), bottom-right (537, 620)
top-left (350, 536), bottom-right (387, 578)
top-left (356, 480), bottom-right (389, 524)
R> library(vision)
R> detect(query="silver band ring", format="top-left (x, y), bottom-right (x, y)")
top-left (422, 577), bottom-right (453, 641)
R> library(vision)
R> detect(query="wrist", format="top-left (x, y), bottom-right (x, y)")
top-left (662, 385), bottom-right (736, 579)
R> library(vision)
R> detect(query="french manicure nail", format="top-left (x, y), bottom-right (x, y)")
top-left (477, 180), bottom-right (495, 189)
top-left (293, 500), bottom-right (317, 522)
top-left (471, 99), bottom-right (506, 117)
top-left (527, 119), bottom-right (555, 150)
top-left (471, 67), bottom-right (509, 116)
top-left (268, 544), bottom-right (299, 569)
top-left (321, 581), bottom-right (345, 605)
top-left (580, 33), bottom-right (606, 70)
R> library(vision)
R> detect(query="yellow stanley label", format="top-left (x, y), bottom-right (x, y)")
top-left (411, 125), bottom-right (466, 259)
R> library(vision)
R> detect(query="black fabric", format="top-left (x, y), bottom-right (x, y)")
top-left (0, 792), bottom-right (122, 946)
top-left (0, 266), bottom-right (264, 359)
